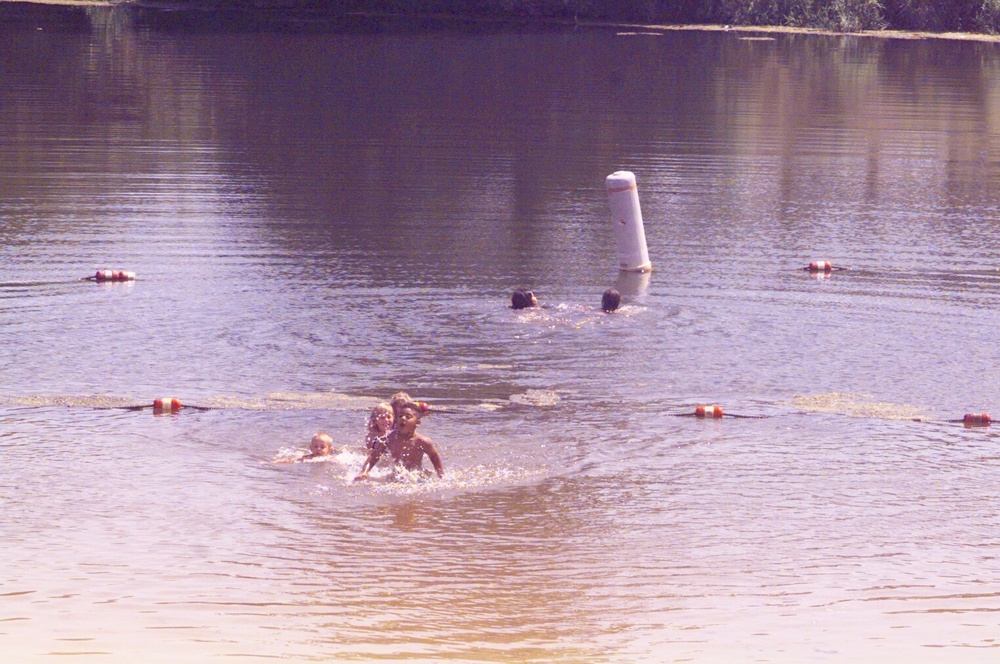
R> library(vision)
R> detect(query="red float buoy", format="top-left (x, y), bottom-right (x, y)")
top-left (153, 397), bottom-right (182, 414)
top-left (695, 405), bottom-right (724, 419)
top-left (95, 269), bottom-right (136, 282)
top-left (963, 412), bottom-right (991, 426)
top-left (808, 260), bottom-right (833, 273)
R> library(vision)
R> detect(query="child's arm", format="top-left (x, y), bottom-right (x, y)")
top-left (354, 446), bottom-right (382, 481)
top-left (422, 439), bottom-right (444, 478)
top-left (272, 448), bottom-right (306, 463)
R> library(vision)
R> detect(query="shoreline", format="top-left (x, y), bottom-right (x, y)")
top-left (0, 0), bottom-right (119, 4)
top-left (3, 0), bottom-right (1000, 43)
top-left (620, 22), bottom-right (1000, 43)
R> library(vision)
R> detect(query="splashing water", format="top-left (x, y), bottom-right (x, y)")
top-left (508, 389), bottom-right (561, 407)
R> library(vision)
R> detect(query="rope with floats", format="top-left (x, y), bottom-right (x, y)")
top-left (672, 405), bottom-right (769, 420)
top-left (914, 413), bottom-right (993, 427)
top-left (93, 398), bottom-right (216, 413)
top-left (84, 397), bottom-right (440, 416)
top-left (674, 405), bottom-right (992, 427)
top-left (802, 260), bottom-right (848, 273)
top-left (81, 269), bottom-right (136, 282)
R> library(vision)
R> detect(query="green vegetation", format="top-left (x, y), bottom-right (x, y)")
top-left (9, 0), bottom-right (1000, 35)
top-left (158, 0), bottom-right (1000, 34)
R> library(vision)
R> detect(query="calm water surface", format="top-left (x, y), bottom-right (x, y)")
top-left (2, 7), bottom-right (1000, 662)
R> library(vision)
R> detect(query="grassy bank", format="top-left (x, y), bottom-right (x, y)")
top-left (5, 0), bottom-right (1000, 34)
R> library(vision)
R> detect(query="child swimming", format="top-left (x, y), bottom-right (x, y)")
top-left (389, 391), bottom-right (414, 422)
top-left (355, 401), bottom-right (443, 480)
top-left (272, 432), bottom-right (333, 463)
top-left (601, 288), bottom-right (621, 312)
top-left (365, 402), bottom-right (394, 450)
top-left (303, 432), bottom-right (333, 459)
top-left (510, 289), bottom-right (538, 310)
top-left (388, 391), bottom-right (432, 419)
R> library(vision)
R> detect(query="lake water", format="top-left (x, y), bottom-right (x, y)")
top-left (3, 6), bottom-right (1000, 662)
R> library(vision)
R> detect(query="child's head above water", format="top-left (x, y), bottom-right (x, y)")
top-left (367, 402), bottom-right (394, 436)
top-left (395, 401), bottom-right (424, 433)
top-left (602, 288), bottom-right (621, 313)
top-left (511, 289), bottom-right (538, 310)
top-left (389, 391), bottom-right (413, 421)
top-left (307, 432), bottom-right (333, 458)
top-left (388, 391), bottom-right (433, 422)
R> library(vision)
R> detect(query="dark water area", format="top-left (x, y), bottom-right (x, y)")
top-left (3, 4), bottom-right (1000, 662)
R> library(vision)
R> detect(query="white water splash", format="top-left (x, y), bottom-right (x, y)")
top-left (509, 389), bottom-right (561, 407)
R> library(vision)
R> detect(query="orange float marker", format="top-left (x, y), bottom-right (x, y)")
top-left (963, 412), bottom-right (991, 426)
top-left (808, 260), bottom-right (833, 273)
top-left (695, 405), bottom-right (724, 419)
top-left (153, 397), bottom-right (182, 414)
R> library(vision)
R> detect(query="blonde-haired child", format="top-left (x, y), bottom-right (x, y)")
top-left (303, 432), bottom-right (333, 459)
top-left (272, 431), bottom-right (333, 463)
top-left (365, 402), bottom-right (394, 450)
top-left (389, 391), bottom-right (413, 422)
top-left (356, 401), bottom-right (443, 480)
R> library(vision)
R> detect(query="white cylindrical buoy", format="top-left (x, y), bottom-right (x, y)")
top-left (614, 270), bottom-right (650, 298)
top-left (605, 171), bottom-right (652, 273)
